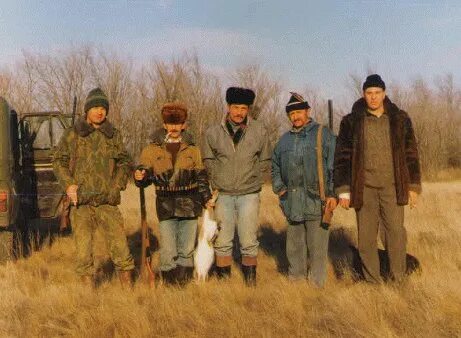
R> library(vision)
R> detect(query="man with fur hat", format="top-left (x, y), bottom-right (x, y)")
top-left (272, 92), bottom-right (336, 287)
top-left (335, 74), bottom-right (421, 283)
top-left (134, 102), bottom-right (212, 286)
top-left (201, 87), bottom-right (271, 286)
top-left (53, 87), bottom-right (134, 288)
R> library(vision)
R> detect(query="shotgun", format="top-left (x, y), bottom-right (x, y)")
top-left (140, 186), bottom-right (155, 287)
top-left (316, 124), bottom-right (335, 230)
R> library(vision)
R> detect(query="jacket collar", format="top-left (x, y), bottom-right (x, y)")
top-left (221, 114), bottom-right (253, 133)
top-left (351, 96), bottom-right (400, 118)
top-left (74, 117), bottom-right (115, 138)
top-left (289, 119), bottom-right (318, 134)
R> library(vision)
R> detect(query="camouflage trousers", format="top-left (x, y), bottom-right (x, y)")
top-left (70, 204), bottom-right (135, 276)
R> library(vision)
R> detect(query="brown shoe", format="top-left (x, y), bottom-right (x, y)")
top-left (119, 270), bottom-right (133, 289)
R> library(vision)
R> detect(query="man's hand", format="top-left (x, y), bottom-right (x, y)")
top-left (325, 197), bottom-right (337, 211)
top-left (409, 191), bottom-right (418, 209)
top-left (278, 190), bottom-right (287, 197)
top-left (339, 198), bottom-right (350, 210)
top-left (134, 169), bottom-right (146, 181)
top-left (66, 184), bottom-right (78, 206)
top-left (205, 199), bottom-right (215, 209)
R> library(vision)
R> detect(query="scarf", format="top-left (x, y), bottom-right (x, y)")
top-left (225, 116), bottom-right (248, 145)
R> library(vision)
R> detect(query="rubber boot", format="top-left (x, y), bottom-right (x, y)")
top-left (119, 270), bottom-right (133, 289)
top-left (216, 266), bottom-right (231, 279)
top-left (184, 267), bottom-right (194, 282)
top-left (175, 265), bottom-right (186, 286)
top-left (161, 268), bottom-right (178, 286)
top-left (176, 265), bottom-right (194, 286)
top-left (242, 265), bottom-right (256, 287)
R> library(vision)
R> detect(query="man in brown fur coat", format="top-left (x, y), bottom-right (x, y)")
top-left (334, 74), bottom-right (421, 283)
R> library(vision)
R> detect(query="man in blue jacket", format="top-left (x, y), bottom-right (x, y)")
top-left (272, 93), bottom-right (336, 287)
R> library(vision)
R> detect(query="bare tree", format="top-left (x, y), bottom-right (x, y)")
top-left (18, 46), bottom-right (94, 115)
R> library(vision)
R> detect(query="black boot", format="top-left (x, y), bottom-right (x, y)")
top-left (242, 265), bottom-right (256, 287)
top-left (216, 266), bottom-right (231, 279)
top-left (161, 268), bottom-right (177, 285)
top-left (176, 265), bottom-right (194, 286)
top-left (184, 266), bottom-right (194, 283)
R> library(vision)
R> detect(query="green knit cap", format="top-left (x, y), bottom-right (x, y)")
top-left (84, 87), bottom-right (109, 114)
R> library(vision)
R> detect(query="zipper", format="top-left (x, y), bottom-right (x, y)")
top-left (220, 122), bottom-right (238, 189)
top-left (221, 123), bottom-right (236, 153)
top-left (169, 142), bottom-right (188, 186)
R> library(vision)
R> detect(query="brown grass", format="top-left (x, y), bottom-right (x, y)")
top-left (0, 182), bottom-right (460, 337)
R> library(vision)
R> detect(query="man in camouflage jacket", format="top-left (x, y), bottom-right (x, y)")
top-left (53, 88), bottom-right (134, 288)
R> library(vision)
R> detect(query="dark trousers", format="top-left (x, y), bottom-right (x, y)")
top-left (286, 220), bottom-right (329, 287)
top-left (356, 185), bottom-right (406, 283)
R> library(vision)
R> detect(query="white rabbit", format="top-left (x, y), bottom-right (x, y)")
top-left (194, 208), bottom-right (218, 282)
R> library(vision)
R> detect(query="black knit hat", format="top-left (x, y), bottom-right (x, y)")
top-left (226, 87), bottom-right (255, 106)
top-left (84, 87), bottom-right (109, 114)
top-left (286, 92), bottom-right (310, 114)
top-left (362, 74), bottom-right (386, 91)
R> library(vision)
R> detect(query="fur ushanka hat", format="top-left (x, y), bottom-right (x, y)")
top-left (161, 102), bottom-right (188, 124)
top-left (225, 87), bottom-right (255, 106)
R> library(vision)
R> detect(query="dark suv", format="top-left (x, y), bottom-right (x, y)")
top-left (0, 98), bottom-right (22, 260)
top-left (19, 111), bottom-right (72, 220)
top-left (0, 96), bottom-right (72, 261)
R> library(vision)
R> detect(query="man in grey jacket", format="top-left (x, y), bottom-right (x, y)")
top-left (202, 87), bottom-right (271, 286)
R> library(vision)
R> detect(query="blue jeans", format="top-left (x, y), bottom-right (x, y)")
top-left (286, 220), bottom-right (329, 287)
top-left (214, 193), bottom-right (260, 265)
top-left (159, 217), bottom-right (197, 271)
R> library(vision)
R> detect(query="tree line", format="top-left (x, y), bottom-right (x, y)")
top-left (0, 46), bottom-right (459, 179)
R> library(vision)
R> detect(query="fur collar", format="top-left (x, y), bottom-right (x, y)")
top-left (74, 118), bottom-right (115, 138)
top-left (150, 128), bottom-right (195, 146)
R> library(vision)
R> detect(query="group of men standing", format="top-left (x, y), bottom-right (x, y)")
top-left (53, 74), bottom-right (421, 289)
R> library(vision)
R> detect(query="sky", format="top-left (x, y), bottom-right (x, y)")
top-left (0, 0), bottom-right (460, 100)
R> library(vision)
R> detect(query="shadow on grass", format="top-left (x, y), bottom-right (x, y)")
top-left (329, 226), bottom-right (421, 281)
top-left (94, 229), bottom-right (160, 287)
top-left (258, 224), bottom-right (289, 274)
top-left (259, 224), bottom-right (421, 282)
top-left (22, 217), bottom-right (67, 257)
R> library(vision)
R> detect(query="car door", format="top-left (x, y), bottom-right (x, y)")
top-left (19, 114), bottom-right (69, 219)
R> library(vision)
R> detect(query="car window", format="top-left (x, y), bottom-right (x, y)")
top-left (33, 119), bottom-right (51, 150)
top-left (51, 117), bottom-right (66, 146)
top-left (21, 115), bottom-right (68, 150)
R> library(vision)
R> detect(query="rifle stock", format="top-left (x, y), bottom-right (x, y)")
top-left (140, 186), bottom-right (155, 287)
top-left (60, 195), bottom-right (71, 231)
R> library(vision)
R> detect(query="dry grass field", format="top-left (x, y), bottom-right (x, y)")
top-left (0, 181), bottom-right (460, 337)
